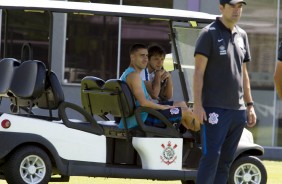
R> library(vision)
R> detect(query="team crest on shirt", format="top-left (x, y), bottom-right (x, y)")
top-left (170, 108), bottom-right (179, 115)
top-left (219, 45), bottom-right (227, 55)
top-left (208, 112), bottom-right (219, 125)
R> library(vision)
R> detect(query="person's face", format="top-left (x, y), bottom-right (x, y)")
top-left (220, 3), bottom-right (243, 24)
top-left (148, 54), bottom-right (165, 71)
top-left (131, 48), bottom-right (148, 70)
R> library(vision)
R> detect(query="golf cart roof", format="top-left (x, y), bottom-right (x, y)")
top-left (0, 0), bottom-right (217, 23)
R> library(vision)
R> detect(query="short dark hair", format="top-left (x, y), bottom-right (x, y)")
top-left (148, 44), bottom-right (166, 59)
top-left (129, 43), bottom-right (147, 55)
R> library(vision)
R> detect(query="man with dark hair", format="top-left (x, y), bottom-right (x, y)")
top-left (140, 44), bottom-right (173, 101)
top-left (193, 0), bottom-right (256, 183)
top-left (139, 44), bottom-right (198, 132)
top-left (119, 43), bottom-right (199, 131)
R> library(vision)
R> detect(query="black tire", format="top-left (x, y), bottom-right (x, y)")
top-left (228, 155), bottom-right (267, 184)
top-left (181, 180), bottom-right (195, 184)
top-left (4, 146), bottom-right (52, 184)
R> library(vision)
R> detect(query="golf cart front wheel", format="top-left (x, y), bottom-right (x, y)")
top-left (228, 155), bottom-right (267, 184)
top-left (4, 145), bottom-right (52, 184)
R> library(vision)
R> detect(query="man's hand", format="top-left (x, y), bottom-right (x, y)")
top-left (246, 106), bottom-right (256, 127)
top-left (161, 70), bottom-right (171, 81)
top-left (186, 109), bottom-right (201, 131)
top-left (155, 69), bottom-right (170, 81)
top-left (159, 104), bottom-right (176, 110)
top-left (193, 104), bottom-right (207, 125)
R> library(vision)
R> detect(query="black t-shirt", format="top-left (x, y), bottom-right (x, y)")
top-left (194, 17), bottom-right (251, 110)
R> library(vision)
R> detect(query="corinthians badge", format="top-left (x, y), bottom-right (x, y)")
top-left (160, 141), bottom-right (177, 165)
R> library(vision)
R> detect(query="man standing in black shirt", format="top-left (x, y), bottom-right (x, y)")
top-left (193, 0), bottom-right (256, 183)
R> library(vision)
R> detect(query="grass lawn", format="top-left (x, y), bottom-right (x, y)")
top-left (263, 160), bottom-right (282, 184)
top-left (0, 160), bottom-right (279, 184)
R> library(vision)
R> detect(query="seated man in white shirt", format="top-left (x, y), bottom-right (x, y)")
top-left (140, 44), bottom-right (172, 102)
top-left (140, 44), bottom-right (198, 132)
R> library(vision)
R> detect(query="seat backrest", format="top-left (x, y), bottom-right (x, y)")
top-left (35, 71), bottom-right (65, 109)
top-left (81, 76), bottom-right (105, 116)
top-left (81, 76), bottom-right (135, 118)
top-left (0, 58), bottom-right (64, 115)
top-left (104, 79), bottom-right (135, 117)
top-left (10, 60), bottom-right (46, 99)
top-left (0, 58), bottom-right (20, 96)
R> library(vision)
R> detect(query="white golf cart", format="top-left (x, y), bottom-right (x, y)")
top-left (0, 0), bottom-right (267, 184)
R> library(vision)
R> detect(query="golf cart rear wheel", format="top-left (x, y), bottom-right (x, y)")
top-left (4, 145), bottom-right (52, 184)
top-left (228, 155), bottom-right (267, 184)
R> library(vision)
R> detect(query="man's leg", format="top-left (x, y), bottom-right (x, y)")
top-left (144, 106), bottom-right (182, 128)
top-left (214, 110), bottom-right (246, 183)
top-left (196, 107), bottom-right (231, 184)
top-left (173, 101), bottom-right (199, 131)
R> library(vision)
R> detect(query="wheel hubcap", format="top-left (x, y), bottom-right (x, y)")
top-left (20, 155), bottom-right (46, 184)
top-left (243, 173), bottom-right (252, 182)
top-left (234, 163), bottom-right (261, 184)
top-left (27, 165), bottom-right (36, 175)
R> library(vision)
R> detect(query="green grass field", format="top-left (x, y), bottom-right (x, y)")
top-left (0, 160), bottom-right (280, 184)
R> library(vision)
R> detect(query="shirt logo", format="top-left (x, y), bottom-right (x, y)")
top-left (219, 45), bottom-right (227, 55)
top-left (208, 112), bottom-right (219, 125)
top-left (170, 108), bottom-right (179, 115)
top-left (217, 39), bottom-right (223, 42)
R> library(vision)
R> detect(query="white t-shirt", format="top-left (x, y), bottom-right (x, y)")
top-left (140, 68), bottom-right (169, 101)
top-left (140, 68), bottom-right (155, 81)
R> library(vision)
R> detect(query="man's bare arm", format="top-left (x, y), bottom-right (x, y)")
top-left (144, 80), bottom-right (157, 99)
top-left (126, 72), bottom-right (169, 110)
top-left (160, 71), bottom-right (173, 100)
top-left (243, 63), bottom-right (256, 127)
top-left (243, 63), bottom-right (253, 103)
top-left (146, 70), bottom-right (163, 99)
top-left (274, 61), bottom-right (282, 99)
top-left (193, 54), bottom-right (208, 123)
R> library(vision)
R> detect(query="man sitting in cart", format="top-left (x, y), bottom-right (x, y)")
top-left (119, 43), bottom-right (199, 131)
top-left (140, 44), bottom-right (173, 102)
top-left (140, 44), bottom-right (196, 132)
